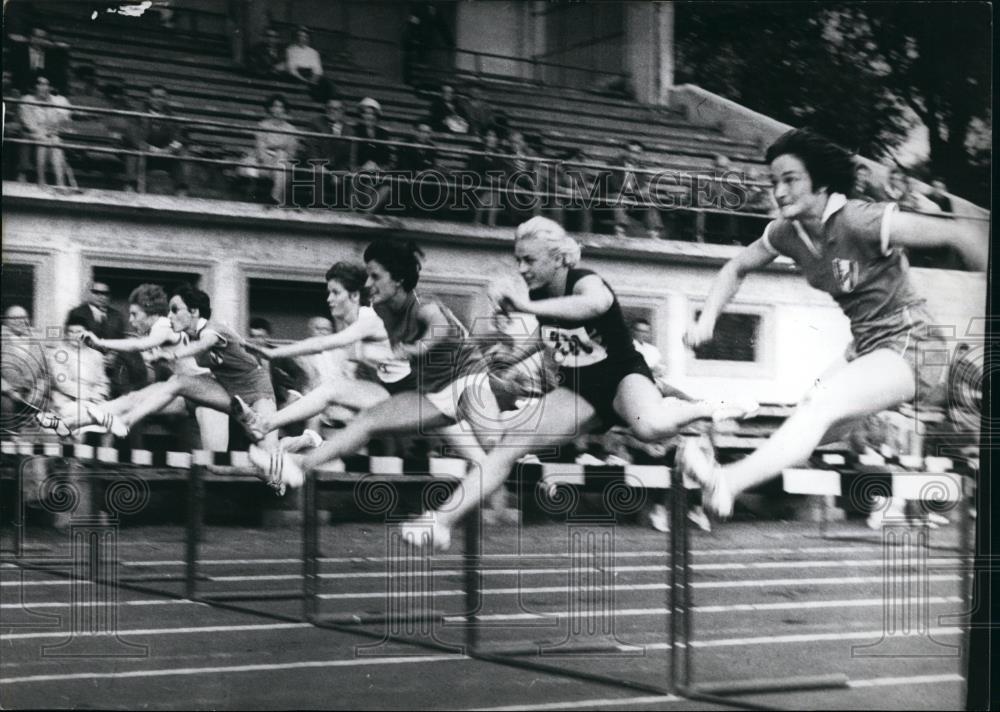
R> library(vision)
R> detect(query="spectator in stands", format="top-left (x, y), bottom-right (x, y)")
top-left (397, 121), bottom-right (439, 173)
top-left (17, 74), bottom-right (76, 191)
top-left (285, 26), bottom-right (336, 104)
top-left (1, 305), bottom-right (47, 432)
top-left (427, 83), bottom-right (469, 134)
top-left (307, 97), bottom-right (353, 206)
top-left (68, 281), bottom-right (126, 340)
top-left (851, 164), bottom-right (887, 202)
top-left (501, 129), bottom-right (544, 225)
top-left (468, 127), bottom-right (504, 227)
top-left (246, 25), bottom-right (286, 77)
top-left (927, 178), bottom-right (953, 214)
top-left (702, 153), bottom-right (742, 244)
top-left (123, 84), bottom-right (192, 196)
top-left (745, 167), bottom-right (776, 214)
top-left (460, 82), bottom-right (498, 137)
top-left (352, 97), bottom-right (394, 213)
top-left (610, 140), bottom-right (663, 238)
top-left (552, 147), bottom-right (595, 234)
top-left (241, 94), bottom-right (299, 205)
top-left (401, 2), bottom-right (455, 85)
top-left (47, 314), bottom-right (110, 428)
top-left (8, 23), bottom-right (69, 96)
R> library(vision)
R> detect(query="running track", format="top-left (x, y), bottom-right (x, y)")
top-left (1, 520), bottom-right (969, 710)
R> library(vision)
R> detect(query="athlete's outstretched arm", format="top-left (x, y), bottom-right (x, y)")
top-left (254, 318), bottom-right (379, 360)
top-left (392, 302), bottom-right (459, 361)
top-left (492, 275), bottom-right (613, 323)
top-left (86, 330), bottom-right (177, 354)
top-left (685, 236), bottom-right (777, 348)
top-left (887, 210), bottom-right (989, 272)
top-left (163, 331), bottom-right (220, 361)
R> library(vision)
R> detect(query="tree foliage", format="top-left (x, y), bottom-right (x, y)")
top-left (675, 2), bottom-right (991, 202)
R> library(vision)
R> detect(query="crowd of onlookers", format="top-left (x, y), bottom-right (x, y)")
top-left (2, 16), bottom-right (960, 244)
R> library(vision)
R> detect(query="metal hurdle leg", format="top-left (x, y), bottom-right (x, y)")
top-left (185, 464), bottom-right (204, 600)
top-left (463, 506), bottom-right (481, 654)
top-left (303, 469), bottom-right (320, 622)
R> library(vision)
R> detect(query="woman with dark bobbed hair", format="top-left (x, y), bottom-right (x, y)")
top-left (249, 240), bottom-right (501, 499)
top-left (236, 260), bottom-right (413, 442)
top-left (679, 128), bottom-right (988, 519)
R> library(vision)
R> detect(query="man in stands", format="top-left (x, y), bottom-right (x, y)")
top-left (307, 98), bottom-right (354, 208)
top-left (460, 82), bottom-right (498, 137)
top-left (246, 26), bottom-right (285, 77)
top-left (427, 83), bottom-right (469, 134)
top-left (8, 23), bottom-right (69, 95)
top-left (610, 140), bottom-right (663, 239)
top-left (123, 85), bottom-right (192, 196)
top-left (395, 121), bottom-right (443, 217)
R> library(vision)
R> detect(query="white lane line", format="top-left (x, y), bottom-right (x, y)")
top-left (468, 695), bottom-right (682, 711)
top-left (1, 599), bottom-right (200, 610)
top-left (849, 673), bottom-right (964, 688)
top-left (2, 596), bottom-right (964, 640)
top-left (0, 654), bottom-right (467, 685)
top-left (0, 633), bottom-right (966, 687)
top-left (2, 622), bottom-right (312, 640)
top-left (7, 573), bottom-right (956, 595)
top-left (6, 545), bottom-right (879, 569)
top-left (468, 673), bottom-right (965, 711)
top-left (444, 596), bottom-right (963, 622)
top-left (2, 559), bottom-right (957, 586)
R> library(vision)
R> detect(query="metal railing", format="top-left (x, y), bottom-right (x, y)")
top-left (6, 98), bottom-right (982, 230)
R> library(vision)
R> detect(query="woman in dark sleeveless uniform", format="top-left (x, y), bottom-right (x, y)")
top-left (407, 217), bottom-right (757, 550)
top-left (680, 129), bottom-right (988, 518)
top-left (252, 240), bottom-right (501, 492)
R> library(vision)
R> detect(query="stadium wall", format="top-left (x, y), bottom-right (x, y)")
top-left (2, 189), bottom-right (986, 406)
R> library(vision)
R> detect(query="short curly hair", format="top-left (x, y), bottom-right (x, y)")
top-left (765, 129), bottom-right (856, 196)
top-left (128, 283), bottom-right (169, 317)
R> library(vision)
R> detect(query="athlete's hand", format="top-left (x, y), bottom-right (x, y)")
top-left (488, 279), bottom-right (530, 314)
top-left (81, 331), bottom-right (105, 352)
top-left (243, 341), bottom-right (273, 360)
top-left (683, 319), bottom-right (715, 350)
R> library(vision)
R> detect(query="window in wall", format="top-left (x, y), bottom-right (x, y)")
top-left (92, 267), bottom-right (203, 323)
top-left (248, 278), bottom-right (329, 341)
top-left (1, 263), bottom-right (36, 320)
top-left (692, 311), bottom-right (760, 362)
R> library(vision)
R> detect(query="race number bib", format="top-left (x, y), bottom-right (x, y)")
top-left (540, 325), bottom-right (608, 368)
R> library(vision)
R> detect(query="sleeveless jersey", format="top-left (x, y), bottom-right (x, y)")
top-left (529, 267), bottom-right (642, 370)
top-left (351, 306), bottom-right (411, 384)
top-left (192, 320), bottom-right (264, 381)
top-left (375, 291), bottom-right (478, 392)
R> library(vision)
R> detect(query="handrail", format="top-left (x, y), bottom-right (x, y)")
top-left (7, 100), bottom-right (983, 223)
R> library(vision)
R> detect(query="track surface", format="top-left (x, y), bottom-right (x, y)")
top-left (1, 519), bottom-right (970, 710)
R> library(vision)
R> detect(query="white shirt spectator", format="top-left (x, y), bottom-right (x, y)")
top-left (286, 44), bottom-right (323, 78)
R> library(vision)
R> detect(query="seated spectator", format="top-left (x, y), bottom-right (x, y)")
top-left (285, 26), bottom-right (336, 104)
top-left (8, 23), bottom-right (69, 96)
top-left (610, 140), bottom-right (663, 238)
top-left (460, 82), bottom-right (498, 137)
top-left (306, 97), bottom-right (354, 203)
top-left (396, 121), bottom-right (438, 173)
top-left (554, 147), bottom-right (595, 234)
top-left (352, 97), bottom-right (394, 213)
top-left (1, 305), bottom-right (47, 432)
top-left (123, 84), bottom-right (192, 195)
top-left (927, 178), bottom-right (953, 213)
top-left (427, 83), bottom-right (469, 134)
top-left (851, 164), bottom-right (887, 202)
top-left (501, 130), bottom-right (544, 225)
top-left (17, 74), bottom-right (77, 190)
top-left (246, 25), bottom-right (286, 77)
top-left (467, 127), bottom-right (504, 226)
top-left (239, 94), bottom-right (299, 205)
top-left (47, 314), bottom-right (110, 428)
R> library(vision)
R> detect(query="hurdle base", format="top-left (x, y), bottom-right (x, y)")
top-left (690, 672), bottom-right (849, 697)
top-left (476, 642), bottom-right (645, 657)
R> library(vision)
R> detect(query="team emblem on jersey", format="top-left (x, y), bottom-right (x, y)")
top-left (831, 258), bottom-right (858, 293)
top-left (541, 325), bottom-right (608, 367)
